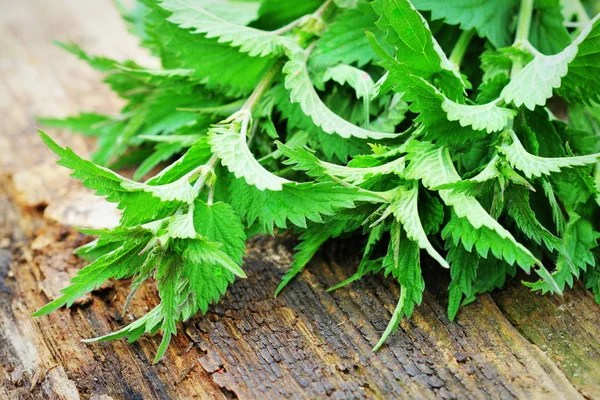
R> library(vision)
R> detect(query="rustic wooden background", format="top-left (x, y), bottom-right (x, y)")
top-left (2, 1), bottom-right (600, 399)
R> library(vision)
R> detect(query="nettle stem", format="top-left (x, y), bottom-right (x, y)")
top-left (271, 0), bottom-right (334, 35)
top-left (449, 29), bottom-right (475, 68)
top-left (512, 0), bottom-right (535, 76)
top-left (515, 0), bottom-right (534, 43)
top-left (241, 61), bottom-right (281, 114)
top-left (574, 0), bottom-right (591, 24)
top-left (192, 155), bottom-right (219, 192)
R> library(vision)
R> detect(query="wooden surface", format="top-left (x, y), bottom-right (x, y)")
top-left (1, 1), bottom-right (600, 399)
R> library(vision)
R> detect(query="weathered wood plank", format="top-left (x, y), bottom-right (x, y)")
top-left (494, 280), bottom-right (600, 398)
top-left (1, 1), bottom-right (599, 399)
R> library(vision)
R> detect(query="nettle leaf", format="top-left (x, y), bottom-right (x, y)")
top-left (441, 97), bottom-right (516, 134)
top-left (505, 188), bottom-right (563, 251)
top-left (529, 0), bottom-right (571, 55)
top-left (412, 0), bottom-right (518, 48)
top-left (323, 64), bottom-right (374, 101)
top-left (446, 243), bottom-right (478, 321)
top-left (557, 13), bottom-right (600, 104)
top-left (38, 112), bottom-right (112, 137)
top-left (159, 0), bottom-right (293, 57)
top-left (501, 14), bottom-right (600, 109)
top-left (141, 0), bottom-right (274, 96)
top-left (278, 143), bottom-right (405, 185)
top-left (388, 182), bottom-right (450, 269)
top-left (209, 126), bottom-right (291, 191)
top-left (229, 177), bottom-right (386, 234)
top-left (372, 0), bottom-right (466, 98)
top-left (276, 217), bottom-right (361, 296)
top-left (193, 200), bottom-right (246, 264)
top-left (40, 131), bottom-right (188, 225)
top-left (374, 224), bottom-right (424, 350)
top-left (283, 51), bottom-right (398, 140)
top-left (181, 238), bottom-right (246, 279)
top-left (32, 236), bottom-right (148, 316)
top-left (311, 1), bottom-right (385, 68)
top-left (413, 77), bottom-right (516, 133)
top-left (367, 17), bottom-right (514, 139)
top-left (154, 260), bottom-right (180, 361)
top-left (528, 214), bottom-right (599, 293)
top-left (500, 130), bottom-right (600, 179)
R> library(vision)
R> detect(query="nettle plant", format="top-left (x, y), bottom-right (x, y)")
top-left (35, 0), bottom-right (600, 361)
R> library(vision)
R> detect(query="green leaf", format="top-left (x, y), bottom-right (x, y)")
top-left (158, 0), bottom-right (293, 57)
top-left (367, 35), bottom-right (506, 141)
top-left (275, 217), bottom-right (360, 296)
top-left (311, 2), bottom-right (386, 68)
top-left (38, 113), bottom-right (112, 137)
top-left (181, 238), bottom-right (246, 278)
top-left (412, 0), bottom-right (518, 48)
top-left (279, 143), bottom-right (405, 185)
top-left (441, 97), bottom-right (516, 134)
top-left (557, 13), bottom-right (600, 104)
top-left (528, 214), bottom-right (598, 292)
top-left (529, 0), bottom-right (571, 55)
top-left (505, 187), bottom-right (565, 254)
top-left (141, 0), bottom-right (274, 96)
top-left (447, 244), bottom-right (478, 321)
top-left (374, 224), bottom-right (423, 350)
top-left (154, 259), bottom-right (180, 363)
top-left (372, 0), bottom-right (466, 98)
top-left (39, 130), bottom-right (189, 225)
top-left (192, 200), bottom-right (246, 264)
top-left (501, 14), bottom-right (600, 109)
top-left (283, 50), bottom-right (398, 140)
top-left (404, 77), bottom-right (516, 134)
top-left (323, 64), bottom-right (375, 101)
top-left (499, 130), bottom-right (600, 179)
top-left (229, 177), bottom-right (386, 233)
top-left (148, 140), bottom-right (213, 185)
top-left (32, 239), bottom-right (147, 316)
top-left (388, 182), bottom-right (450, 269)
top-left (209, 126), bottom-right (291, 190)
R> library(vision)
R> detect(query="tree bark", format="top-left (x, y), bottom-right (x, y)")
top-left (1, 1), bottom-right (600, 399)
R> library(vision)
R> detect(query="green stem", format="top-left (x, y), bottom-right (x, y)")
top-left (271, 17), bottom-right (306, 35)
top-left (177, 99), bottom-right (245, 116)
top-left (271, 0), bottom-right (335, 35)
top-left (515, 0), bottom-right (534, 43)
top-left (241, 61), bottom-right (281, 113)
top-left (512, 0), bottom-right (535, 76)
top-left (574, 0), bottom-right (591, 24)
top-left (449, 29), bottom-right (475, 67)
top-left (313, 0), bottom-right (335, 20)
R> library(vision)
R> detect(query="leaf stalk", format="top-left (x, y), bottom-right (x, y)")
top-left (449, 29), bottom-right (475, 68)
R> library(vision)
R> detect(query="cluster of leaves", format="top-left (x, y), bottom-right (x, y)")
top-left (36, 0), bottom-right (600, 360)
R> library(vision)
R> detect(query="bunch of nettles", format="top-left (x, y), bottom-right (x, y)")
top-left (35, 0), bottom-right (600, 361)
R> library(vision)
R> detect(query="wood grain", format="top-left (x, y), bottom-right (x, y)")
top-left (1, 1), bottom-right (599, 399)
